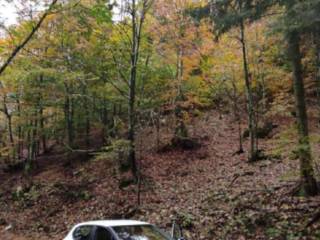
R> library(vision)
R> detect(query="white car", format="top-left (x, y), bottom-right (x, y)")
top-left (64, 220), bottom-right (185, 240)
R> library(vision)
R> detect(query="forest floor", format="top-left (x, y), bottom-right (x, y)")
top-left (1, 110), bottom-right (320, 240)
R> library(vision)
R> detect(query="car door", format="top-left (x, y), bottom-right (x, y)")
top-left (92, 226), bottom-right (115, 240)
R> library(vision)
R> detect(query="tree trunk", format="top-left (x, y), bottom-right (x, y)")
top-left (26, 118), bottom-right (38, 172)
top-left (39, 75), bottom-right (47, 153)
top-left (7, 115), bottom-right (14, 147)
top-left (25, 122), bottom-right (32, 172)
top-left (176, 47), bottom-right (184, 100)
top-left (39, 106), bottom-right (47, 153)
top-left (174, 47), bottom-right (185, 140)
top-left (2, 96), bottom-right (14, 145)
top-left (127, 0), bottom-right (149, 178)
top-left (240, 20), bottom-right (257, 161)
top-left (84, 91), bottom-right (90, 147)
top-left (128, 66), bottom-right (137, 178)
top-left (16, 98), bottom-right (23, 159)
top-left (86, 109), bottom-right (90, 147)
top-left (64, 93), bottom-right (74, 147)
top-left (2, 96), bottom-right (16, 160)
top-left (33, 116), bottom-right (39, 158)
top-left (128, 0), bottom-right (138, 178)
top-left (315, 29), bottom-right (320, 127)
top-left (287, 30), bottom-right (318, 196)
top-left (101, 99), bottom-right (108, 144)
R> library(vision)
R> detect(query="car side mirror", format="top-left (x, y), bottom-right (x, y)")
top-left (73, 231), bottom-right (82, 240)
top-left (171, 221), bottom-right (185, 240)
top-left (73, 227), bottom-right (89, 240)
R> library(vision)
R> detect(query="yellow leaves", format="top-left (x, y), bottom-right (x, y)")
top-left (0, 39), bottom-right (7, 49)
top-left (148, 0), bottom-right (216, 98)
top-left (43, 13), bottom-right (58, 25)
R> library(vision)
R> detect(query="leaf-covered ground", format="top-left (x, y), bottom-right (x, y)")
top-left (1, 111), bottom-right (320, 239)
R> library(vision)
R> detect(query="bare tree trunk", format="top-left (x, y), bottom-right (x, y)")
top-left (287, 30), bottom-right (318, 196)
top-left (176, 47), bottom-right (184, 100)
top-left (2, 96), bottom-right (14, 146)
top-left (7, 115), bottom-right (14, 147)
top-left (16, 97), bottom-right (23, 158)
top-left (315, 29), bottom-right (320, 127)
top-left (84, 90), bottom-right (90, 147)
top-left (128, 0), bottom-right (137, 178)
top-left (240, 20), bottom-right (257, 161)
top-left (33, 116), bottom-right (39, 158)
top-left (39, 75), bottom-right (47, 153)
top-left (128, 0), bottom-right (138, 178)
top-left (101, 99), bottom-right (108, 144)
top-left (85, 107), bottom-right (90, 147)
top-left (1, 95), bottom-right (16, 160)
top-left (173, 45), bottom-right (188, 141)
top-left (26, 117), bottom-right (38, 172)
top-left (39, 106), bottom-right (47, 153)
top-left (25, 122), bottom-right (32, 172)
top-left (127, 0), bottom-right (150, 178)
top-left (64, 86), bottom-right (74, 147)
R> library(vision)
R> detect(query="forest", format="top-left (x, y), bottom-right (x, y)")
top-left (0, 0), bottom-right (320, 239)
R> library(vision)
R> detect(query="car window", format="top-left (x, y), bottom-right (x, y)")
top-left (73, 225), bottom-right (93, 240)
top-left (112, 225), bottom-right (171, 240)
top-left (94, 226), bottom-right (113, 240)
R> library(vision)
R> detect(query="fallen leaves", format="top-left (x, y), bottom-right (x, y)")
top-left (1, 111), bottom-right (320, 239)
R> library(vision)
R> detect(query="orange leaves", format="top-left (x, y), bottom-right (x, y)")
top-left (148, 0), bottom-right (215, 102)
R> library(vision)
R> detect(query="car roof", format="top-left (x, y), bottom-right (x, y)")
top-left (75, 220), bottom-right (150, 228)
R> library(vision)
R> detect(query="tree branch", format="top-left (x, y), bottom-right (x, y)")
top-left (0, 0), bottom-right (59, 76)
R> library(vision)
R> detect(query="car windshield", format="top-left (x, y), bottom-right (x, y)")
top-left (112, 225), bottom-right (172, 240)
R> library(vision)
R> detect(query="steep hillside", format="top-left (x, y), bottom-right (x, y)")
top-left (1, 111), bottom-right (320, 240)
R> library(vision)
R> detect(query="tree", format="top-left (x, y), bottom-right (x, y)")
top-left (0, 0), bottom-right (115, 169)
top-left (315, 29), bottom-right (320, 123)
top-left (0, 0), bottom-right (58, 76)
top-left (287, 30), bottom-right (318, 195)
top-left (239, 16), bottom-right (257, 161)
top-left (192, 0), bottom-right (319, 195)
top-left (149, 0), bottom-right (212, 145)
top-left (190, 0), bottom-right (268, 161)
top-left (116, 0), bottom-right (153, 178)
top-left (282, 0), bottom-right (320, 195)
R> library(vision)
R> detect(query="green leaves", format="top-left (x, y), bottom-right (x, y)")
top-left (188, 0), bottom-right (275, 37)
top-left (90, 2), bottom-right (112, 24)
